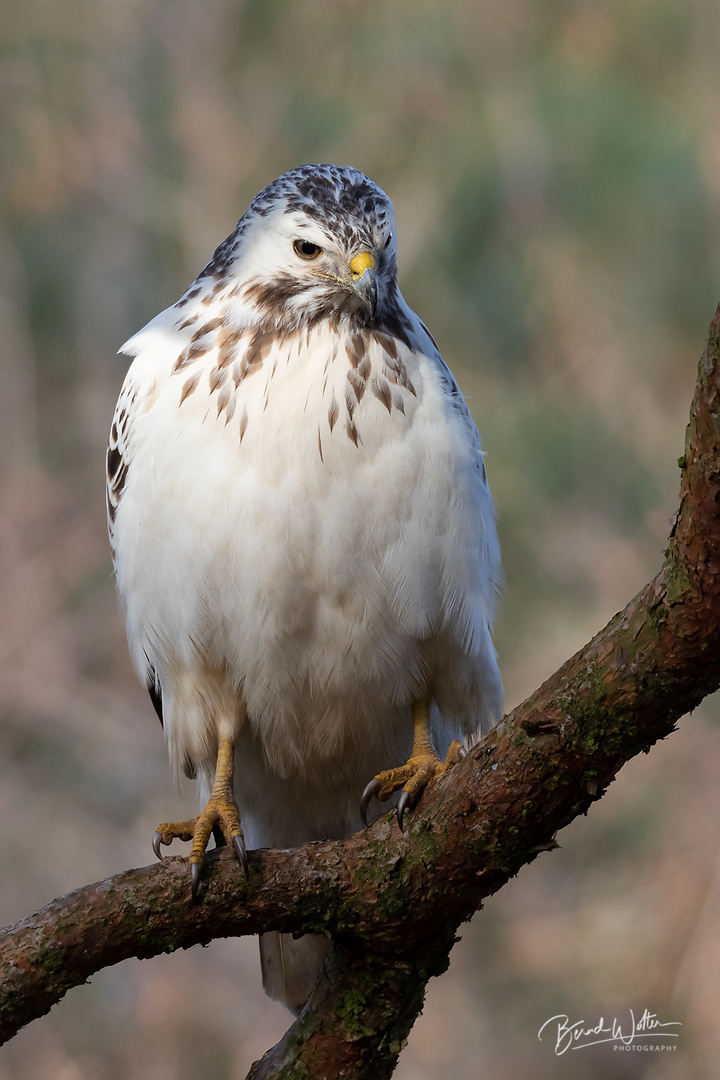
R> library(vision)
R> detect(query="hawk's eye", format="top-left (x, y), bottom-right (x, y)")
top-left (293, 239), bottom-right (323, 261)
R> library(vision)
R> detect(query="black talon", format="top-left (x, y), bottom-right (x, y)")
top-left (191, 860), bottom-right (202, 901)
top-left (152, 831), bottom-right (164, 860)
top-left (234, 834), bottom-right (249, 875)
top-left (360, 777), bottom-right (382, 827)
top-left (397, 789), bottom-right (412, 831)
top-left (457, 745), bottom-right (467, 759)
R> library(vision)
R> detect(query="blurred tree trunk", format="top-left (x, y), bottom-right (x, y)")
top-left (3, 304), bottom-right (720, 1078)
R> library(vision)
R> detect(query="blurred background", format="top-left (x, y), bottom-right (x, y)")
top-left (1, 1), bottom-right (720, 1077)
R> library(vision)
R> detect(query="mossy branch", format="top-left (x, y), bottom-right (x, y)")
top-left (3, 306), bottom-right (720, 1078)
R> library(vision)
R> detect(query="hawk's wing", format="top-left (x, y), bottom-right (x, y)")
top-left (106, 300), bottom-right (198, 731)
top-left (106, 368), bottom-right (169, 729)
top-left (106, 372), bottom-right (137, 560)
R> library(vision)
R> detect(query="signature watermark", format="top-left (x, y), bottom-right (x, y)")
top-left (538, 1008), bottom-right (682, 1055)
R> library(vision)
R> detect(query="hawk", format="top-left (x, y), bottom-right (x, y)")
top-left (107, 164), bottom-right (503, 1012)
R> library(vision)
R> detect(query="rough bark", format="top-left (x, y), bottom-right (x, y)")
top-left (2, 305), bottom-right (720, 1076)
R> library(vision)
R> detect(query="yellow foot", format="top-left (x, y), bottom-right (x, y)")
top-left (152, 735), bottom-right (246, 898)
top-left (361, 700), bottom-right (466, 830)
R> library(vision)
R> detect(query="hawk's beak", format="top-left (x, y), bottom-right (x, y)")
top-left (350, 251), bottom-right (377, 319)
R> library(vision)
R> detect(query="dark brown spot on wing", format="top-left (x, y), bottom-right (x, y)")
top-left (107, 457), bottom-right (129, 522)
top-left (107, 438), bottom-right (129, 507)
top-left (146, 671), bottom-right (163, 726)
top-left (107, 445), bottom-right (121, 479)
top-left (114, 461), bottom-right (128, 493)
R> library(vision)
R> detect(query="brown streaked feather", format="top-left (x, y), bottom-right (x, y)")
top-left (346, 334), bottom-right (366, 370)
top-left (347, 368), bottom-right (366, 403)
top-left (180, 371), bottom-right (201, 405)
top-left (371, 376), bottom-right (393, 413)
top-left (217, 327), bottom-right (244, 369)
top-left (328, 394), bottom-right (339, 432)
top-left (239, 407), bottom-right (249, 443)
top-left (209, 367), bottom-right (228, 393)
top-left (346, 418), bottom-right (360, 446)
top-left (190, 316), bottom-right (224, 343)
top-left (216, 382), bottom-right (233, 419)
top-left (244, 327), bottom-right (281, 372)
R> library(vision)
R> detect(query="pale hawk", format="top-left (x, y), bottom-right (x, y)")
top-left (107, 164), bottom-right (503, 1013)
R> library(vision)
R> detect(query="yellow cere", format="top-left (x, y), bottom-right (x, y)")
top-left (350, 251), bottom-right (375, 280)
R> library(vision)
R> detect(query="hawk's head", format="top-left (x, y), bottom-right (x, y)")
top-left (199, 165), bottom-right (399, 332)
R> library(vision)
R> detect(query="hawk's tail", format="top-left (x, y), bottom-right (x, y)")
top-left (259, 931), bottom-right (332, 1015)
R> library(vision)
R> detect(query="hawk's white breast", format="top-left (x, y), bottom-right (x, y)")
top-left (111, 292), bottom-right (500, 791)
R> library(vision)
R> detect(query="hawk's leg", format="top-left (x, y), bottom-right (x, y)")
top-left (152, 734), bottom-right (247, 898)
top-left (360, 699), bottom-right (466, 830)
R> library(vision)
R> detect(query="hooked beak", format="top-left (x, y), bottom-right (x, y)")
top-left (349, 251), bottom-right (377, 319)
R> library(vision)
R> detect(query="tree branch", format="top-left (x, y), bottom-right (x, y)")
top-left (3, 305), bottom-right (720, 1077)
